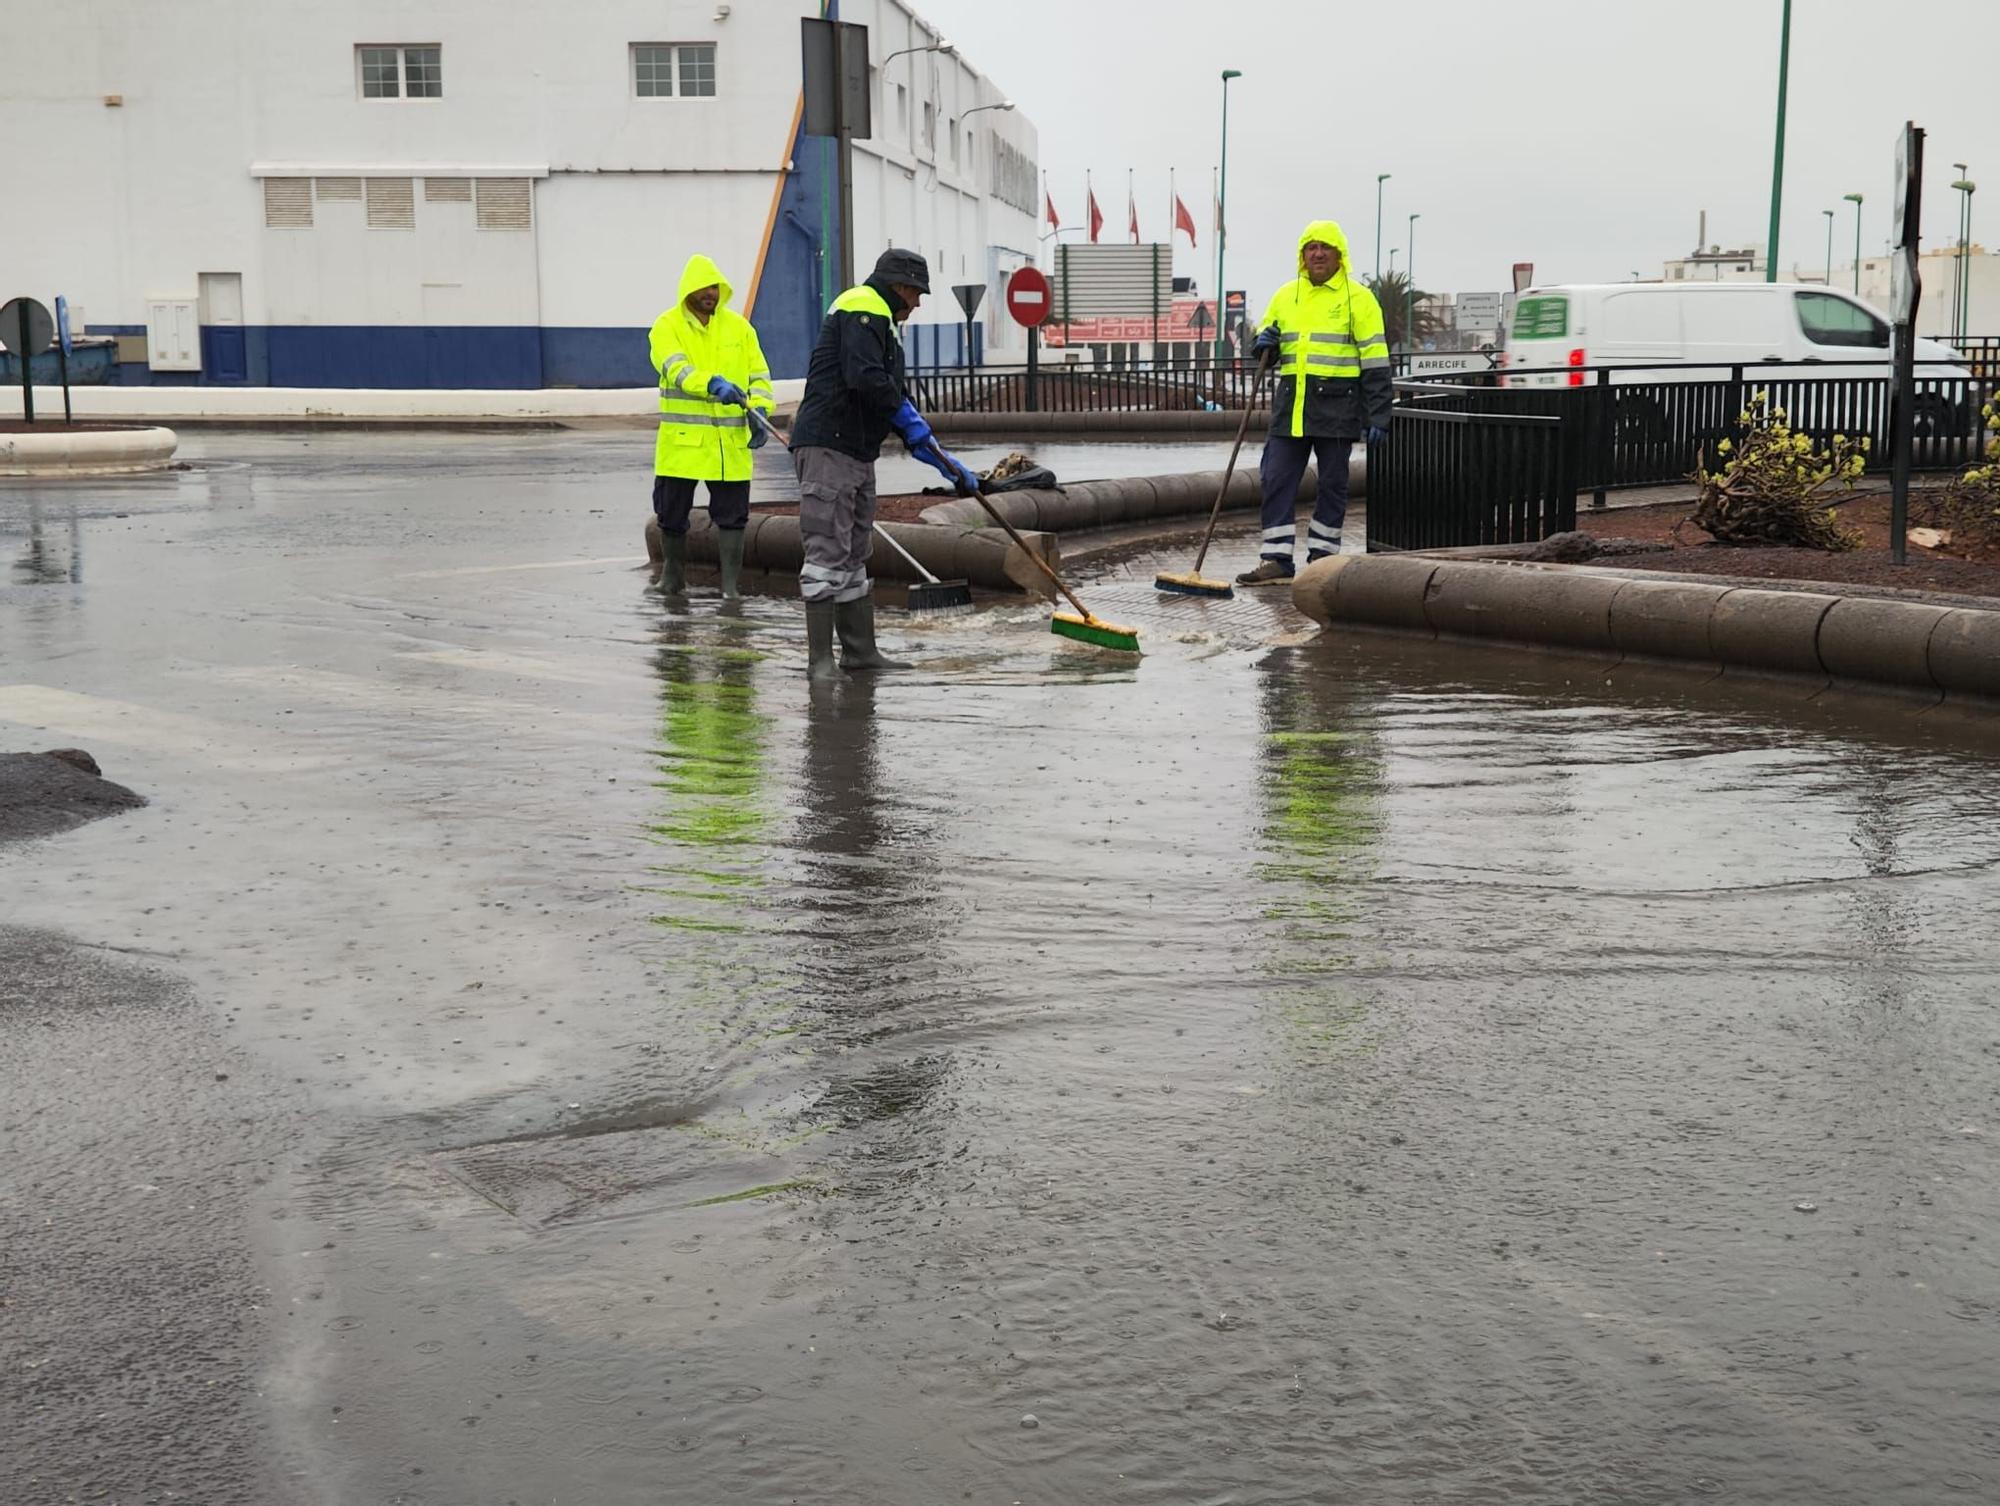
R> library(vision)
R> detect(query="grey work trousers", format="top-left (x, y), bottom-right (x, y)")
top-left (794, 444), bottom-right (877, 604)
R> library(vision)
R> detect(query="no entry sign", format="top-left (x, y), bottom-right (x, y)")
top-left (1005, 266), bottom-right (1051, 329)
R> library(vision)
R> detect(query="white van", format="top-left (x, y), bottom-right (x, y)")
top-left (1501, 282), bottom-right (1967, 384)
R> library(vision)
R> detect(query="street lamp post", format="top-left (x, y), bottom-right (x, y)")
top-left (1406, 213), bottom-right (1420, 350)
top-left (1822, 208), bottom-right (1835, 286)
top-left (1375, 173), bottom-right (1391, 281)
top-left (1952, 176), bottom-right (1977, 338)
top-left (1214, 69), bottom-right (1241, 362)
top-left (1843, 193), bottom-right (1864, 294)
top-left (1765, 0), bottom-right (1792, 282)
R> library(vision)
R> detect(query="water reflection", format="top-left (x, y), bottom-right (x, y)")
top-left (10, 499), bottom-right (82, 585)
top-left (788, 678), bottom-right (954, 1148)
top-left (1254, 650), bottom-right (1387, 1068)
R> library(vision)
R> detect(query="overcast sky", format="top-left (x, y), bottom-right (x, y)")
top-left (915, 0), bottom-right (1995, 305)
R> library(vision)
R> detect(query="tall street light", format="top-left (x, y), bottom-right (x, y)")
top-left (1214, 69), bottom-right (1241, 361)
top-left (1843, 193), bottom-right (1864, 294)
top-left (1953, 175), bottom-right (1977, 339)
top-left (1406, 213), bottom-right (1420, 350)
top-left (1375, 173), bottom-right (1391, 280)
top-left (1764, 0), bottom-right (1793, 281)
top-left (1822, 208), bottom-right (1835, 285)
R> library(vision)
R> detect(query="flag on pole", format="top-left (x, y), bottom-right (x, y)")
top-left (1128, 195), bottom-right (1140, 244)
top-left (1045, 189), bottom-right (1061, 235)
top-left (1174, 193), bottom-right (1198, 249)
top-left (1087, 183), bottom-right (1104, 243)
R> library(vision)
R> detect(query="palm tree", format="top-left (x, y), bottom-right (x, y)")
top-left (1364, 270), bottom-right (1442, 348)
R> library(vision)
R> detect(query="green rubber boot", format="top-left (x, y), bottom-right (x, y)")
top-left (659, 532), bottom-right (687, 597)
top-left (716, 528), bottom-right (746, 601)
top-left (805, 601), bottom-right (841, 682)
top-left (833, 596), bottom-right (909, 672)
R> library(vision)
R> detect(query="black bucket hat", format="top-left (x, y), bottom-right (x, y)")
top-left (871, 247), bottom-right (931, 294)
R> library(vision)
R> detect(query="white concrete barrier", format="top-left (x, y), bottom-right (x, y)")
top-left (0, 381), bottom-right (806, 423)
top-left (0, 425), bottom-right (179, 476)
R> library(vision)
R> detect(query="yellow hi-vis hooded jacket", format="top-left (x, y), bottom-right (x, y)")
top-left (1256, 220), bottom-right (1393, 440)
top-left (649, 254), bottom-right (775, 481)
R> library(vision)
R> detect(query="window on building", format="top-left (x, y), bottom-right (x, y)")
top-left (948, 118), bottom-right (958, 166)
top-left (365, 177), bottom-right (416, 230)
top-left (476, 178), bottom-right (533, 231)
top-left (263, 178), bottom-right (313, 229)
top-left (922, 99), bottom-right (934, 152)
top-left (358, 45), bottom-right (441, 99)
top-left (633, 43), bottom-right (716, 97)
top-left (895, 84), bottom-right (908, 138)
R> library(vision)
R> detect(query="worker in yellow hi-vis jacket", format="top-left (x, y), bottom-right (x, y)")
top-left (648, 253), bottom-right (775, 600)
top-left (1237, 220), bottom-right (1392, 587)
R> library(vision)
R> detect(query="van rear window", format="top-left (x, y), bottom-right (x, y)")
top-left (1512, 296), bottom-right (1568, 340)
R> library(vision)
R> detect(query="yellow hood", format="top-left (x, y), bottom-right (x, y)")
top-left (677, 253), bottom-right (733, 311)
top-left (1295, 220), bottom-right (1353, 279)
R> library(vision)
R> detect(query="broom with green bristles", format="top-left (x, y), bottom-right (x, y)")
top-left (1155, 349), bottom-right (1272, 599)
top-left (959, 486), bottom-right (1141, 653)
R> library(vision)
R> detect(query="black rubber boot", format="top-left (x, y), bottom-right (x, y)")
top-left (833, 596), bottom-right (908, 672)
top-left (660, 532), bottom-right (688, 597)
top-left (805, 601), bottom-right (841, 682)
top-left (716, 528), bottom-right (746, 601)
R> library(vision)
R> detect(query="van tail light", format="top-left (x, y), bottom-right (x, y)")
top-left (1495, 350), bottom-right (1510, 388)
top-left (1567, 348), bottom-right (1587, 387)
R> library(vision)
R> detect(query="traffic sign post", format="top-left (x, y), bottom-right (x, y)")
top-left (1005, 266), bottom-right (1052, 411)
top-left (54, 295), bottom-right (74, 423)
top-left (3, 295), bottom-right (55, 425)
top-left (1888, 120), bottom-right (1925, 566)
top-left (952, 282), bottom-right (985, 370)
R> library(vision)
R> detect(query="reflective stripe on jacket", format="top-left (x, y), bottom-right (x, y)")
top-left (789, 279), bottom-right (909, 464)
top-left (1259, 218), bottom-right (1393, 440)
top-left (649, 252), bottom-right (774, 482)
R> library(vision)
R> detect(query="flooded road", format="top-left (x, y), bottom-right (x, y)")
top-left (4, 431), bottom-right (1999, 1504)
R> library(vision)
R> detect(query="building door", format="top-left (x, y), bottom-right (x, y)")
top-left (198, 272), bottom-right (247, 383)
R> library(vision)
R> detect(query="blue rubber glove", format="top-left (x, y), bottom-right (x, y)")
top-left (913, 439), bottom-right (981, 495)
top-left (1365, 425), bottom-right (1390, 444)
top-left (890, 397), bottom-right (933, 449)
top-left (706, 375), bottom-right (748, 406)
top-left (1251, 325), bottom-right (1282, 361)
top-left (746, 412), bottom-right (769, 449)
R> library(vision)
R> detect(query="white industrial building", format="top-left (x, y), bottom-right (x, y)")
top-left (0, 1), bottom-right (1039, 388)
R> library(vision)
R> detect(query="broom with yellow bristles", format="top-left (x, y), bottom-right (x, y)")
top-left (1154, 350), bottom-right (1273, 599)
top-left (958, 486), bottom-right (1140, 653)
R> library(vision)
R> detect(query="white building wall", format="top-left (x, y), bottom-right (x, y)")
top-left (0, 0), bottom-right (1038, 383)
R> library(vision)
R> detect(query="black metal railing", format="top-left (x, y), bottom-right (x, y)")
top-left (909, 359), bottom-right (1267, 414)
top-left (1366, 400), bottom-right (1573, 552)
top-left (1950, 336), bottom-right (2000, 379)
top-left (1414, 359), bottom-right (1997, 496)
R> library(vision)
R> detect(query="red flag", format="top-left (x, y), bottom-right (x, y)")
top-left (1174, 194), bottom-right (1198, 249)
top-left (1128, 193), bottom-right (1140, 244)
top-left (1045, 190), bottom-right (1061, 235)
top-left (1087, 187), bottom-right (1104, 244)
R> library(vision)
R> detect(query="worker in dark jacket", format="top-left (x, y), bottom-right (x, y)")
top-left (789, 248), bottom-right (981, 680)
top-left (1237, 219), bottom-right (1393, 585)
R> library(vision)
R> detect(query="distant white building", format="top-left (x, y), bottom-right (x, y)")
top-left (0, 1), bottom-right (1038, 388)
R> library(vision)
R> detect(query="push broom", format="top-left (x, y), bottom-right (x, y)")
top-left (744, 407), bottom-right (973, 614)
top-left (958, 486), bottom-right (1140, 654)
top-left (1154, 350), bottom-right (1272, 599)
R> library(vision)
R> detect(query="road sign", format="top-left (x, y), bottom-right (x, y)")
top-left (1512, 262), bottom-right (1535, 294)
top-left (55, 295), bottom-right (73, 355)
top-left (952, 282), bottom-right (985, 319)
top-left (1188, 302), bottom-right (1213, 335)
top-left (1005, 265), bottom-right (1051, 328)
top-left (3, 296), bottom-right (55, 358)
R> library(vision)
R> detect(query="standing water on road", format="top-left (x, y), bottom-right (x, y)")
top-left (3, 430), bottom-right (1999, 1504)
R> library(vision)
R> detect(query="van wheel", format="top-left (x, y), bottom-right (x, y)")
top-left (1613, 395), bottom-right (1667, 446)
